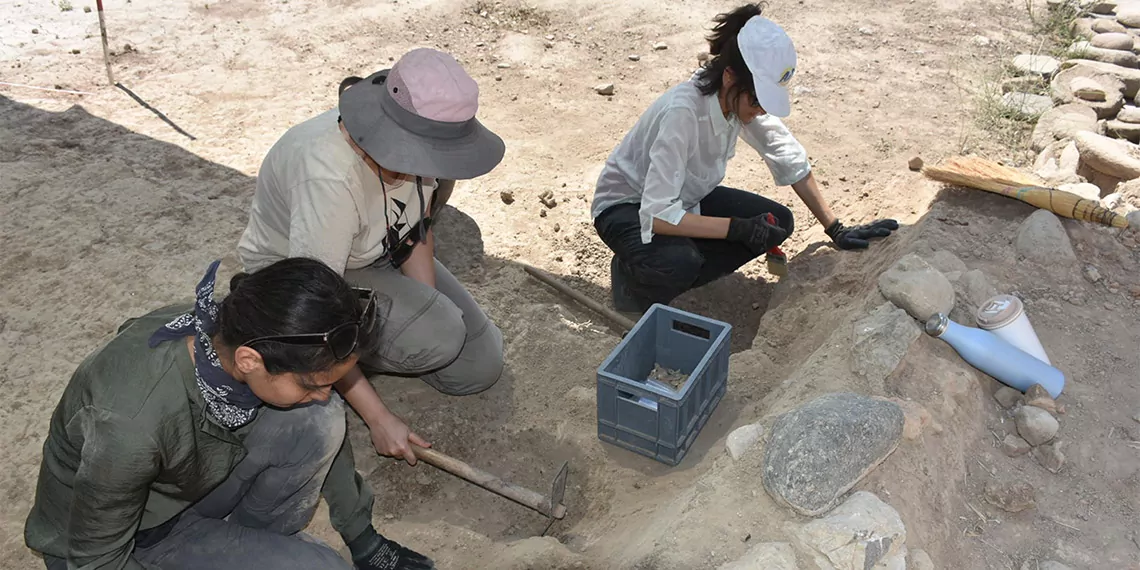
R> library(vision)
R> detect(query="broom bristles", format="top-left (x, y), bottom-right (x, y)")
top-left (922, 155), bottom-right (1130, 229)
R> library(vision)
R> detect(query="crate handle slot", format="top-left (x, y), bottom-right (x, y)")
top-left (671, 319), bottom-right (710, 339)
top-left (618, 389), bottom-right (659, 411)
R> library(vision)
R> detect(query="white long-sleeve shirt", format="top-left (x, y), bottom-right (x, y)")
top-left (591, 79), bottom-right (812, 244)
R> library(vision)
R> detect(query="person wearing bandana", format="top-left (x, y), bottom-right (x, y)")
top-left (25, 258), bottom-right (436, 569)
top-left (592, 4), bottom-right (898, 317)
top-left (234, 49), bottom-right (504, 568)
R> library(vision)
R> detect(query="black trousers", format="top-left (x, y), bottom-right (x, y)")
top-left (594, 186), bottom-right (794, 309)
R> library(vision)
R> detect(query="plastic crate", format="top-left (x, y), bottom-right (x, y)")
top-left (596, 303), bottom-right (731, 465)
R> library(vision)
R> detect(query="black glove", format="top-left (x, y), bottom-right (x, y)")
top-left (727, 215), bottom-right (788, 256)
top-left (825, 219), bottom-right (899, 250)
top-left (350, 526), bottom-right (434, 570)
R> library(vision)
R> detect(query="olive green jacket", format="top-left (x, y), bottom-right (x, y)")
top-left (24, 305), bottom-right (372, 569)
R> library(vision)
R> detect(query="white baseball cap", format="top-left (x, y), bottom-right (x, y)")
top-left (737, 16), bottom-right (797, 118)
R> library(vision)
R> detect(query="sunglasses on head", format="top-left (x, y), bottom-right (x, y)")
top-left (240, 288), bottom-right (380, 361)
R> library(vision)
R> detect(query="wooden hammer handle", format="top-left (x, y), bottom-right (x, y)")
top-left (413, 445), bottom-right (566, 519)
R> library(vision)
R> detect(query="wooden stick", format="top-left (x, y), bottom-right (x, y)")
top-left (522, 264), bottom-right (638, 332)
top-left (0, 81), bottom-right (95, 95)
top-left (413, 445), bottom-right (567, 519)
top-left (95, 0), bottom-right (114, 85)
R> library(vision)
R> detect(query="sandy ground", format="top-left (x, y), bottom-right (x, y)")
top-left (3, 0), bottom-right (1139, 568)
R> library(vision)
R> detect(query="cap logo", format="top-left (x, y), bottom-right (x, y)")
top-left (778, 67), bottom-right (796, 86)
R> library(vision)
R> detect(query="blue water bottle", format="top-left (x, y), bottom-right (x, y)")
top-left (924, 313), bottom-right (1065, 398)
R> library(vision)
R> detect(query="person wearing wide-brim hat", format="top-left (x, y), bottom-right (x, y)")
top-left (236, 48), bottom-right (503, 569)
top-left (592, 4), bottom-right (898, 316)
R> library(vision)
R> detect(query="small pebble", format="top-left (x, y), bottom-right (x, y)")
top-left (751, 302), bottom-right (760, 310)
top-left (540, 210), bottom-right (547, 218)
top-left (475, 41), bottom-right (485, 47)
top-left (553, 223), bottom-right (561, 232)
top-left (543, 40), bottom-right (554, 48)
top-left (545, 34), bottom-right (555, 41)
top-left (653, 42), bottom-right (668, 50)
top-left (594, 82), bottom-right (615, 96)
top-left (83, 5), bottom-right (91, 12)
top-left (499, 190), bottom-right (515, 205)
top-left (32, 28), bottom-right (39, 34)
top-left (1084, 265), bottom-right (1101, 283)
top-left (908, 156), bottom-right (924, 171)
top-left (628, 54), bottom-right (640, 61)
top-left (859, 26), bottom-right (875, 35)
top-left (497, 62), bottom-right (511, 69)
top-left (70, 49), bottom-right (80, 54)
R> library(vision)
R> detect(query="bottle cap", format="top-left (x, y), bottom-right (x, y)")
top-left (924, 313), bottom-right (949, 337)
top-left (975, 294), bottom-right (1024, 330)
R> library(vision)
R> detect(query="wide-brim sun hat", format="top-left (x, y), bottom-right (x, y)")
top-left (339, 48), bottom-right (505, 180)
top-left (737, 16), bottom-right (797, 118)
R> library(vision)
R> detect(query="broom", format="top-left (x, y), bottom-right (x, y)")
top-left (922, 155), bottom-right (1129, 229)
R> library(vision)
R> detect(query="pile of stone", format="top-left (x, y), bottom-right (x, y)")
top-left (994, 384), bottom-right (1067, 473)
top-left (1004, 1), bottom-right (1140, 217)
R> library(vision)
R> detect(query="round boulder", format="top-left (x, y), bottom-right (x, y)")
top-left (1051, 66), bottom-right (1125, 118)
top-left (1118, 4), bottom-right (1140, 27)
top-left (1070, 40), bottom-right (1138, 68)
top-left (1092, 32), bottom-right (1135, 50)
top-left (1075, 130), bottom-right (1140, 179)
top-left (1061, 59), bottom-right (1140, 97)
top-left (1092, 18), bottom-right (1128, 33)
top-left (1106, 118), bottom-right (1140, 141)
top-left (761, 393), bottom-right (904, 517)
top-left (1031, 103), bottom-right (1100, 151)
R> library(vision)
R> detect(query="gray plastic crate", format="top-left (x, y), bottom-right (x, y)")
top-left (597, 303), bottom-right (731, 465)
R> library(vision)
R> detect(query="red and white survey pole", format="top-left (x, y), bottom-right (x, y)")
top-left (95, 0), bottom-right (115, 85)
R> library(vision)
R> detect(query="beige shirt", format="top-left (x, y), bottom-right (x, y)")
top-left (237, 109), bottom-right (437, 274)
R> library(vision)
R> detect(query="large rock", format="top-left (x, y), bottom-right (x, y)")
top-left (851, 303), bottom-right (922, 382)
top-left (1118, 4), bottom-right (1140, 27)
top-left (1059, 59), bottom-right (1140, 97)
top-left (717, 542), bottom-right (799, 570)
top-left (794, 492), bottom-right (907, 570)
top-left (1031, 103), bottom-right (1099, 151)
top-left (1051, 66), bottom-right (1125, 118)
top-left (1015, 405), bottom-right (1060, 445)
top-left (762, 394), bottom-right (904, 516)
top-left (1057, 181), bottom-right (1104, 200)
top-left (1117, 105), bottom-right (1140, 122)
top-left (958, 269), bottom-right (1000, 312)
top-left (1093, 18), bottom-right (1128, 33)
top-left (726, 422), bottom-right (765, 460)
top-left (1003, 92), bottom-right (1055, 118)
top-left (908, 549), bottom-right (935, 570)
top-left (929, 250), bottom-right (967, 274)
top-left (1118, 177), bottom-right (1140, 207)
top-left (1012, 54), bottom-right (1061, 76)
top-left (1092, 32), bottom-right (1136, 50)
top-left (1069, 41), bottom-right (1138, 68)
top-left (1105, 118), bottom-right (1140, 141)
top-left (1016, 210), bottom-right (1077, 263)
top-left (1071, 17), bottom-right (1097, 40)
top-left (877, 254), bottom-right (955, 320)
top-left (1075, 130), bottom-right (1140, 178)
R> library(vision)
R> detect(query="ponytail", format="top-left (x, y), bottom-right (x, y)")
top-left (695, 3), bottom-right (765, 104)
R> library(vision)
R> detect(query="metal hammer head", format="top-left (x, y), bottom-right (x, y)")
top-left (546, 461), bottom-right (569, 519)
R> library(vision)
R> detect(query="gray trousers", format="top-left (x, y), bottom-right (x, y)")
top-left (318, 258), bottom-right (505, 547)
top-left (46, 395), bottom-right (353, 570)
top-left (344, 258), bottom-right (504, 395)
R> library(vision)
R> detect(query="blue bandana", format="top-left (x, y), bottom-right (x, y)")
top-left (149, 260), bottom-right (261, 429)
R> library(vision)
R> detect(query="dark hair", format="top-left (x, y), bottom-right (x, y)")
top-left (221, 258), bottom-right (373, 375)
top-left (695, 3), bottom-right (765, 109)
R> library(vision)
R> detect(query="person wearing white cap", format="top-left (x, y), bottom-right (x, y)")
top-left (592, 4), bottom-right (898, 315)
top-left (236, 48), bottom-right (507, 569)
